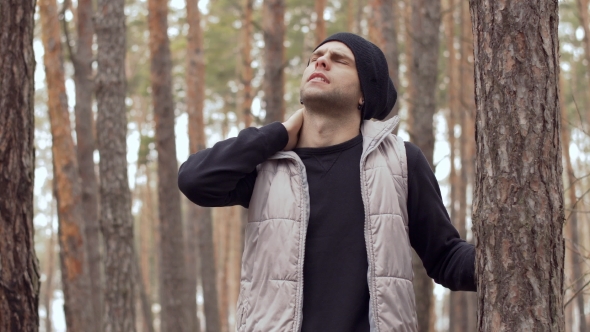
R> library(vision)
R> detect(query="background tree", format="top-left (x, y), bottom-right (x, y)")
top-left (148, 0), bottom-right (191, 330)
top-left (262, 0), bottom-right (285, 124)
top-left (95, 0), bottom-right (137, 329)
top-left (408, 0), bottom-right (442, 330)
top-left (0, 1), bottom-right (40, 331)
top-left (470, 0), bottom-right (565, 330)
top-left (39, 0), bottom-right (93, 329)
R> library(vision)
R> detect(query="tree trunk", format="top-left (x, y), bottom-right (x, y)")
top-left (185, 1), bottom-right (208, 330)
top-left (40, 0), bottom-right (94, 329)
top-left (409, 0), bottom-right (441, 330)
top-left (241, 0), bottom-right (254, 128)
top-left (95, 0), bottom-right (137, 329)
top-left (148, 0), bottom-right (190, 330)
top-left (469, 0), bottom-right (565, 330)
top-left (0, 1), bottom-right (39, 330)
top-left (315, 0), bottom-right (327, 44)
top-left (42, 216), bottom-right (57, 332)
top-left (262, 0), bottom-right (285, 124)
top-left (72, 0), bottom-right (102, 329)
top-left (368, 0), bottom-right (401, 125)
top-left (576, 0), bottom-right (590, 125)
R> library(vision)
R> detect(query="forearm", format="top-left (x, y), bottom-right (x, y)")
top-left (178, 122), bottom-right (288, 207)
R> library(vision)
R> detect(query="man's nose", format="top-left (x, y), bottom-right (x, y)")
top-left (315, 55), bottom-right (329, 70)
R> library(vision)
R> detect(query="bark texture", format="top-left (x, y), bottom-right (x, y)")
top-left (95, 0), bottom-right (137, 330)
top-left (314, 0), bottom-right (327, 45)
top-left (72, 0), bottom-right (102, 328)
top-left (185, 0), bottom-right (208, 330)
top-left (368, 0), bottom-right (401, 124)
top-left (39, 0), bottom-right (93, 329)
top-left (148, 0), bottom-right (190, 330)
top-left (0, 1), bottom-right (40, 330)
top-left (409, 0), bottom-right (441, 330)
top-left (469, 0), bottom-right (565, 331)
top-left (262, 0), bottom-right (285, 124)
top-left (241, 0), bottom-right (254, 128)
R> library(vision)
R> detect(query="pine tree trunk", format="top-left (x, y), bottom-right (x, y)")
top-left (241, 0), bottom-right (254, 128)
top-left (95, 0), bottom-right (137, 329)
top-left (315, 0), bottom-right (327, 44)
top-left (148, 0), bottom-right (190, 330)
top-left (262, 0), bottom-right (285, 124)
top-left (42, 218), bottom-right (56, 332)
top-left (469, 0), bottom-right (565, 330)
top-left (0, 3), bottom-right (40, 330)
top-left (72, 0), bottom-right (102, 329)
top-left (409, 0), bottom-right (441, 330)
top-left (39, 0), bottom-right (94, 329)
top-left (576, 0), bottom-right (590, 123)
top-left (368, 0), bottom-right (401, 124)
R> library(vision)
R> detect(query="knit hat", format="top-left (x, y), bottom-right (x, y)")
top-left (313, 32), bottom-right (397, 120)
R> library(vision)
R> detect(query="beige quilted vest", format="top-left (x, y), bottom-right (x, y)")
top-left (236, 116), bottom-right (418, 332)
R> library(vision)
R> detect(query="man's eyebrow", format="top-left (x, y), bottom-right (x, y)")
top-left (311, 49), bottom-right (354, 61)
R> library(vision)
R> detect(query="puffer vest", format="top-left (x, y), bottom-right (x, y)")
top-left (236, 116), bottom-right (418, 332)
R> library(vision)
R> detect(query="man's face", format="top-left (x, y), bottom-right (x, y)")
top-left (299, 41), bottom-right (363, 113)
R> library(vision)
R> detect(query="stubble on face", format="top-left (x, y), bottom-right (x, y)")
top-left (299, 42), bottom-right (362, 119)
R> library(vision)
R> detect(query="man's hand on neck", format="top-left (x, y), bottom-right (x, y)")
top-left (282, 108), bottom-right (305, 151)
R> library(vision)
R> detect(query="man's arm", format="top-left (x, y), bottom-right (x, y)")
top-left (405, 142), bottom-right (476, 292)
top-left (178, 122), bottom-right (289, 208)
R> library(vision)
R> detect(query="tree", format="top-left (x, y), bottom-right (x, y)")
top-left (95, 0), bottom-right (137, 329)
top-left (240, 0), bottom-right (254, 128)
top-left (315, 0), bottom-right (327, 44)
top-left (70, 0), bottom-right (102, 328)
top-left (262, 0), bottom-right (285, 124)
top-left (469, 0), bottom-right (565, 330)
top-left (39, 0), bottom-right (93, 329)
top-left (0, 1), bottom-right (40, 331)
top-left (147, 0), bottom-right (190, 330)
top-left (408, 0), bottom-right (441, 330)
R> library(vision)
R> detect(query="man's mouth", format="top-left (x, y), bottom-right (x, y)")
top-left (308, 73), bottom-right (330, 83)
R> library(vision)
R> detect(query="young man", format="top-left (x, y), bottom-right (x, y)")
top-left (178, 33), bottom-right (475, 332)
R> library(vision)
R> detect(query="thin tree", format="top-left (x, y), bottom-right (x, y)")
top-left (368, 0), bottom-right (401, 124)
top-left (576, 0), bottom-right (590, 122)
top-left (469, 0), bottom-right (565, 330)
top-left (70, 0), bottom-right (102, 327)
top-left (315, 0), bottom-right (327, 44)
top-left (0, 1), bottom-right (40, 330)
top-left (147, 0), bottom-right (190, 330)
top-left (241, 0), bottom-right (254, 128)
top-left (39, 0), bottom-right (93, 329)
top-left (185, 0), bottom-right (219, 331)
top-left (95, 0), bottom-right (137, 329)
top-left (408, 0), bottom-right (441, 330)
top-left (262, 0), bottom-right (285, 124)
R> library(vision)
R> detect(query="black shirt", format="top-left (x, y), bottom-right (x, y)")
top-left (177, 122), bottom-right (476, 331)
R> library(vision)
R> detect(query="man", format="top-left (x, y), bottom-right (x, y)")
top-left (178, 32), bottom-right (475, 332)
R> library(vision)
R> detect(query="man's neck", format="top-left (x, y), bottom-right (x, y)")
top-left (296, 109), bottom-right (361, 148)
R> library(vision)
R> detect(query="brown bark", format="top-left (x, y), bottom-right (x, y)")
top-left (470, 0), bottom-right (565, 331)
top-left (576, 0), bottom-right (590, 123)
top-left (135, 253), bottom-right (156, 332)
top-left (148, 0), bottom-right (190, 331)
top-left (368, 0), bottom-right (401, 125)
top-left (40, 0), bottom-right (94, 329)
top-left (185, 1), bottom-right (205, 331)
top-left (347, 0), bottom-right (356, 33)
top-left (408, 0), bottom-right (441, 330)
top-left (95, 0), bottom-right (137, 329)
top-left (315, 0), bottom-right (327, 45)
top-left (213, 208), bottom-right (231, 332)
top-left (241, 0), bottom-right (254, 128)
top-left (262, 0), bottom-right (285, 124)
top-left (0, 2), bottom-right (40, 331)
top-left (72, 0), bottom-right (102, 329)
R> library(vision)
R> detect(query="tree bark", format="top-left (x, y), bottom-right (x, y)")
top-left (42, 218), bottom-right (56, 332)
top-left (315, 0), bottom-right (327, 45)
top-left (469, 0), bottom-right (565, 331)
top-left (409, 0), bottom-right (441, 330)
top-left (368, 0), bottom-right (401, 125)
top-left (241, 0), bottom-right (254, 128)
top-left (95, 0), bottom-right (137, 330)
top-left (262, 0), bottom-right (285, 124)
top-left (0, 3), bottom-right (40, 330)
top-left (72, 0), bottom-right (102, 329)
top-left (39, 0), bottom-right (93, 329)
top-left (147, 0), bottom-right (190, 330)
top-left (576, 0), bottom-right (590, 124)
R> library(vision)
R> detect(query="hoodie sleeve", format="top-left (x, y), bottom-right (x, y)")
top-left (405, 142), bottom-right (476, 292)
top-left (178, 122), bottom-right (289, 208)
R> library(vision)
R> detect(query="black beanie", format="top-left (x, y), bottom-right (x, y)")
top-left (313, 32), bottom-right (397, 120)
